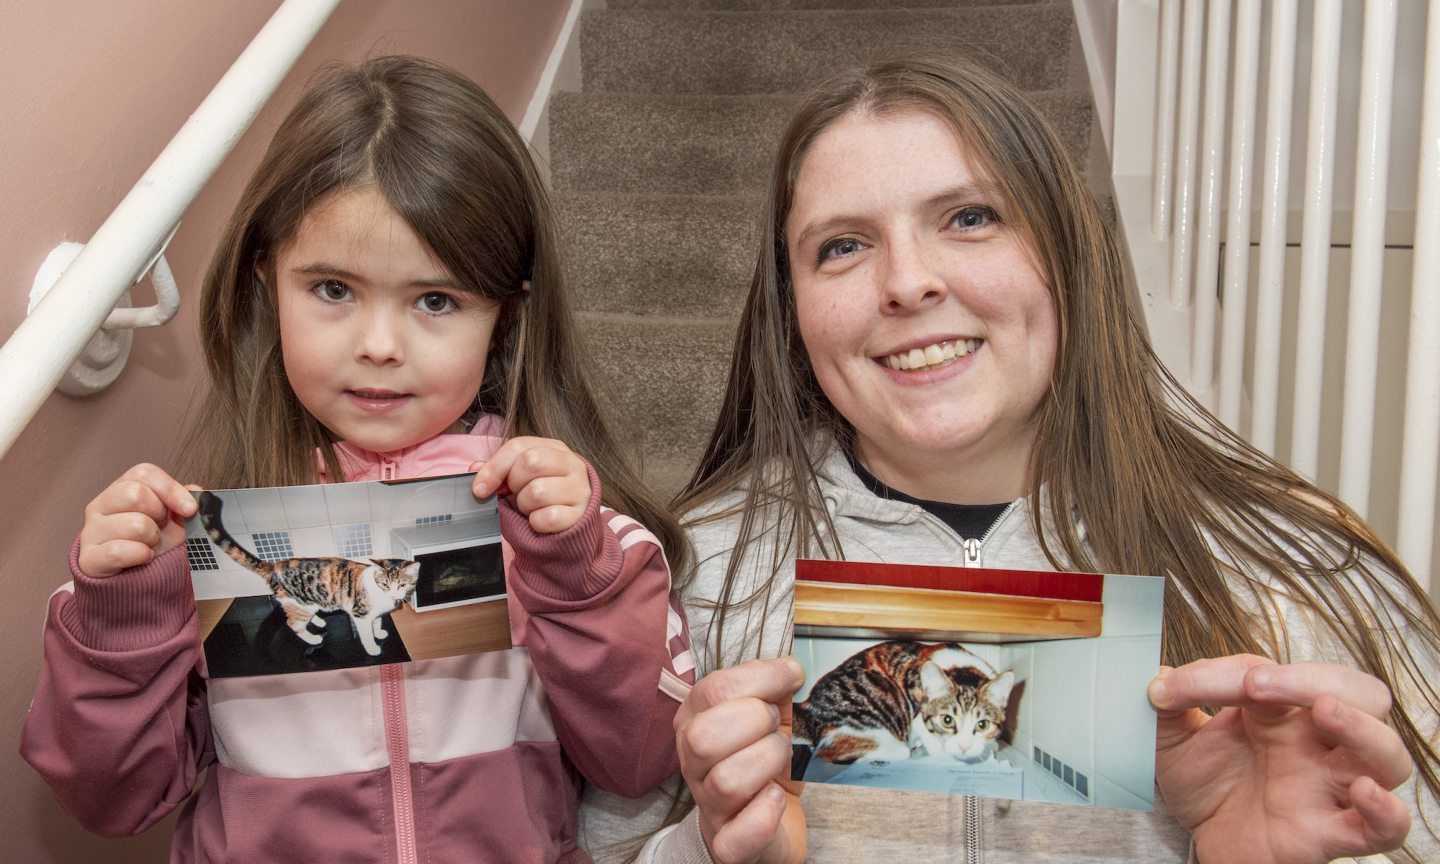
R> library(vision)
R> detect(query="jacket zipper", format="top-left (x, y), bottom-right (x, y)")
top-left (959, 501), bottom-right (1018, 568)
top-left (381, 664), bottom-right (418, 864)
top-left (957, 501), bottom-right (1015, 861)
top-left (378, 454), bottom-right (415, 863)
top-left (964, 794), bottom-right (981, 864)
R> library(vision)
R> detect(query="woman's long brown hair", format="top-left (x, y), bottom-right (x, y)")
top-left (676, 54), bottom-right (1440, 851)
top-left (177, 56), bottom-right (685, 574)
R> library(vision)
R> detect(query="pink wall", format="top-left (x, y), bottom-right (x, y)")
top-left (0, 1), bottom-right (568, 859)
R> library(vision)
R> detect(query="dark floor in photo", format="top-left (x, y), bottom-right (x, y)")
top-left (203, 596), bottom-right (411, 678)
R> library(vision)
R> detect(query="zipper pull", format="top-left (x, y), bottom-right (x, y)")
top-left (963, 537), bottom-right (981, 567)
top-left (381, 458), bottom-right (398, 481)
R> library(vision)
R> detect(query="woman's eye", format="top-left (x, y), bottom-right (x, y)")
top-left (417, 292), bottom-right (457, 314)
top-left (950, 206), bottom-right (998, 231)
top-left (315, 279), bottom-right (351, 302)
top-left (818, 237), bottom-right (865, 262)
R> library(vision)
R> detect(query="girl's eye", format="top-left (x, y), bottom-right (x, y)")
top-left (950, 205), bottom-right (999, 231)
top-left (818, 236), bottom-right (866, 263)
top-left (416, 292), bottom-right (457, 314)
top-left (314, 279), bottom-right (352, 302)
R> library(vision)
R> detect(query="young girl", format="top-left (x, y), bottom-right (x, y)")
top-left (22, 56), bottom-right (693, 864)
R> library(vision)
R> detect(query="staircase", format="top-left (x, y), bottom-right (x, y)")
top-left (548, 0), bottom-right (1105, 499)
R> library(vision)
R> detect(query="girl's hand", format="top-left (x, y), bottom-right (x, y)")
top-left (676, 657), bottom-right (808, 864)
top-left (78, 464), bottom-right (198, 578)
top-left (1150, 654), bottom-right (1414, 864)
top-left (470, 437), bottom-right (590, 534)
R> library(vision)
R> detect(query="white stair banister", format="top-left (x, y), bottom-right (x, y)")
top-left (1251, 0), bottom-right (1299, 457)
top-left (0, 0), bottom-right (341, 463)
top-left (1290, 0), bottom-right (1345, 481)
top-left (1338, 0), bottom-right (1401, 516)
top-left (1217, 0), bottom-right (1263, 430)
top-left (1397, 0), bottom-right (1440, 594)
top-left (1188, 0), bottom-right (1233, 400)
top-left (1169, 0), bottom-right (1205, 310)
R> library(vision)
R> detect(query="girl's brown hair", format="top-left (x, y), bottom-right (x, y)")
top-left (678, 54), bottom-right (1440, 847)
top-left (179, 56), bottom-right (685, 572)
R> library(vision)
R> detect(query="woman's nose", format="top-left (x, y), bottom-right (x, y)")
top-left (880, 237), bottom-right (945, 312)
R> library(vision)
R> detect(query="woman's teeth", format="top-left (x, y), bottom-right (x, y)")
top-left (882, 339), bottom-right (981, 371)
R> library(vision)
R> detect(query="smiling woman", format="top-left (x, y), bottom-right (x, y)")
top-left (580, 53), bottom-right (1440, 864)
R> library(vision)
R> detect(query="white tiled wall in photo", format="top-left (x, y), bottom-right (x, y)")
top-left (333, 522), bottom-right (374, 557)
top-left (246, 531), bottom-right (291, 561)
top-left (1093, 636), bottom-right (1161, 801)
top-left (287, 526), bottom-right (334, 557)
top-left (1025, 639), bottom-right (1097, 788)
top-left (279, 484), bottom-right (329, 529)
top-left (233, 487), bottom-right (285, 531)
top-left (323, 482), bottom-right (373, 524)
top-left (184, 476), bottom-right (494, 596)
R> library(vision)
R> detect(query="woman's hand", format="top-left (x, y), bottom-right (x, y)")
top-left (1150, 654), bottom-right (1414, 864)
top-left (471, 437), bottom-right (590, 533)
top-left (78, 463), bottom-right (197, 578)
top-left (676, 657), bottom-right (808, 864)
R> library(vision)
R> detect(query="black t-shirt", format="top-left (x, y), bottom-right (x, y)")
top-left (846, 451), bottom-right (1010, 541)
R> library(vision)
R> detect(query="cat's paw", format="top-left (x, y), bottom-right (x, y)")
top-left (374, 626), bottom-right (388, 639)
top-left (309, 614), bottom-right (327, 629)
top-left (296, 630), bottom-right (323, 645)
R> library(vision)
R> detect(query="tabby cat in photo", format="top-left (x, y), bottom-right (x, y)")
top-left (793, 640), bottom-right (1016, 765)
top-left (197, 492), bottom-right (419, 656)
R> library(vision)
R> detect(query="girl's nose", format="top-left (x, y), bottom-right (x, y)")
top-left (880, 236), bottom-right (945, 313)
top-left (356, 309), bottom-right (405, 365)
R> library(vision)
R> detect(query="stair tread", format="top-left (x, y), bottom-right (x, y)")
top-left (549, 89), bottom-right (1095, 196)
top-left (582, 6), bottom-right (1073, 95)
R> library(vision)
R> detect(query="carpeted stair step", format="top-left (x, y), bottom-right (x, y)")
top-left (609, 0), bottom-right (1037, 9)
top-left (581, 6), bottom-right (1073, 96)
top-left (550, 89), bottom-right (1095, 196)
top-left (558, 192), bottom-right (759, 318)
top-left (578, 314), bottom-right (736, 498)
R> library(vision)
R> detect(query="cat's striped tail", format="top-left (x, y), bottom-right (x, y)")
top-left (196, 491), bottom-right (274, 580)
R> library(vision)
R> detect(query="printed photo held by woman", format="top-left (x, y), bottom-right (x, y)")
top-left (580, 53), bottom-right (1440, 864)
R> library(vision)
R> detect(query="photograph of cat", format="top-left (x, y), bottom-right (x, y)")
top-left (197, 491), bottom-right (419, 656)
top-left (793, 640), bottom-right (1015, 766)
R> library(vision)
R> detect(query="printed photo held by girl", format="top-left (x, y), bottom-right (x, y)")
top-left (22, 56), bottom-right (693, 864)
top-left (580, 54), bottom-right (1440, 864)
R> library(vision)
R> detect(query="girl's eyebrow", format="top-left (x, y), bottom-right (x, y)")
top-left (792, 182), bottom-right (996, 248)
top-left (292, 262), bottom-right (458, 289)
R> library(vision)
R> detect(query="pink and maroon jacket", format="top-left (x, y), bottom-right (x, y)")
top-left (21, 416), bottom-right (695, 863)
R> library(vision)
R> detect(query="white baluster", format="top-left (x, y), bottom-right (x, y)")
top-left (1218, 1), bottom-right (1263, 429)
top-left (1189, 0), bottom-right (1232, 401)
top-left (1252, 1), bottom-right (1299, 457)
top-left (1154, 0), bottom-right (1183, 239)
top-left (1290, 0), bottom-right (1345, 481)
top-left (1398, 0), bottom-right (1440, 594)
top-left (1171, 0), bottom-right (1206, 310)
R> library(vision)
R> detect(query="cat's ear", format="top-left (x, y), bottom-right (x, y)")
top-left (919, 661), bottom-right (952, 700)
top-left (983, 670), bottom-right (1016, 709)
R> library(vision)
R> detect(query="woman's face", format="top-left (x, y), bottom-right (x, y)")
top-left (785, 108), bottom-right (1058, 503)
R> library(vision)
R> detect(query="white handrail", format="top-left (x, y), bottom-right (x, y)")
top-left (0, 0), bottom-right (341, 463)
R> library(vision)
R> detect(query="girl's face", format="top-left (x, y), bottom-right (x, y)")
top-left (785, 109), bottom-right (1058, 503)
top-left (275, 187), bottom-right (500, 454)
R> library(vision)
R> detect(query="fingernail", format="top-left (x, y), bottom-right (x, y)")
top-left (1251, 668), bottom-right (1272, 691)
top-left (766, 702), bottom-right (781, 727)
top-left (782, 656), bottom-right (804, 684)
top-left (1149, 677), bottom-right (1169, 708)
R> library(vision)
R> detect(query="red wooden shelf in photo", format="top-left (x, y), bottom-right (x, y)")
top-left (794, 559), bottom-right (1105, 641)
